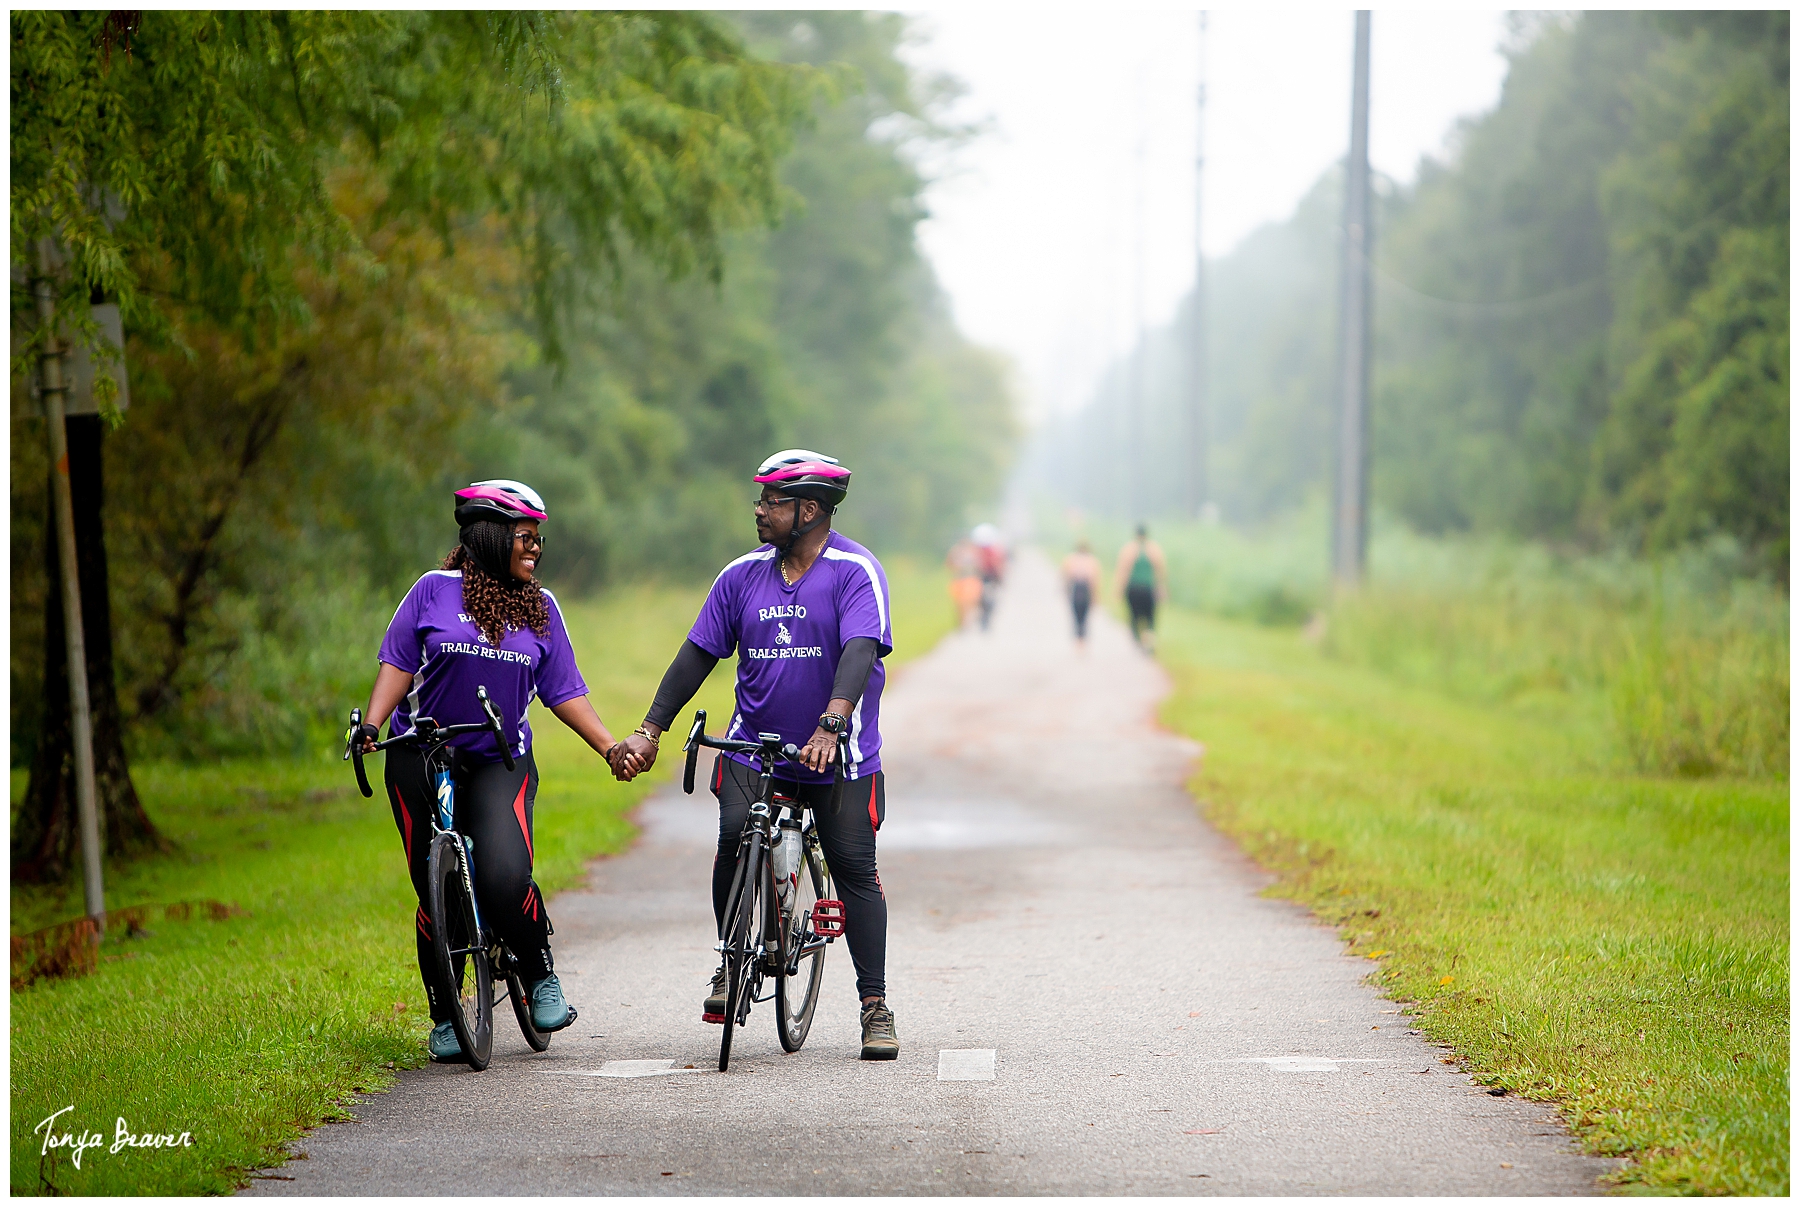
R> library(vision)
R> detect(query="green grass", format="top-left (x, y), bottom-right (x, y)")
top-left (1155, 607), bottom-right (1788, 1195)
top-left (10, 557), bottom-right (949, 1195)
top-left (1037, 500), bottom-right (1789, 780)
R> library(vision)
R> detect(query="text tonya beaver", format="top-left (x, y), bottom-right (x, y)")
top-left (35, 1105), bottom-right (195, 1170)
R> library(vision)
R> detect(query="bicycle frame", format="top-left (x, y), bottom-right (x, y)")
top-left (683, 710), bottom-right (847, 1062)
top-left (348, 689), bottom-right (516, 953)
top-left (345, 684), bottom-right (570, 1066)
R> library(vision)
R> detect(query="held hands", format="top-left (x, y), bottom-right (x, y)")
top-left (608, 730), bottom-right (660, 782)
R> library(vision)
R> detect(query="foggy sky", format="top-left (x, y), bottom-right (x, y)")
top-left (902, 8), bottom-right (1512, 423)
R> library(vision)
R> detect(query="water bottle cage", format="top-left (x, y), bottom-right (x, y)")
top-left (811, 899), bottom-right (846, 937)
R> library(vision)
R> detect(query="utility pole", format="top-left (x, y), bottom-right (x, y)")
top-left (1187, 11), bottom-right (1210, 518)
top-left (1129, 79), bottom-right (1149, 523)
top-left (1332, 11), bottom-right (1373, 586)
top-left (34, 239), bottom-right (107, 928)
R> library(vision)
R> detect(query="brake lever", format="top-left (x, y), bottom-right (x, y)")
top-left (347, 707), bottom-right (373, 799)
top-left (682, 710), bottom-right (706, 795)
top-left (826, 730), bottom-right (851, 816)
top-left (477, 685), bottom-right (515, 772)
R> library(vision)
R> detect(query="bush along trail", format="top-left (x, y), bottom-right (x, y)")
top-left (8, 564), bottom-right (954, 1195)
top-left (1155, 606), bottom-right (1788, 1196)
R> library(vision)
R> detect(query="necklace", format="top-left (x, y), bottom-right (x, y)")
top-left (779, 555), bottom-right (793, 586)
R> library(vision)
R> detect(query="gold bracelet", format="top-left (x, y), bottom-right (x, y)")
top-left (633, 726), bottom-right (660, 745)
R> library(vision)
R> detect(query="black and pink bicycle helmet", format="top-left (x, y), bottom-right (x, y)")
top-left (754, 449), bottom-right (851, 510)
top-left (454, 479), bottom-right (548, 528)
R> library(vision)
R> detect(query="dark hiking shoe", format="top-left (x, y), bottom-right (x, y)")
top-left (428, 1020), bottom-right (465, 1063)
top-left (703, 965), bottom-right (729, 1024)
top-left (860, 999), bottom-right (899, 1060)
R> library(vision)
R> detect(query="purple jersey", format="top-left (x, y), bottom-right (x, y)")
top-left (689, 532), bottom-right (892, 784)
top-left (378, 570), bottom-right (588, 764)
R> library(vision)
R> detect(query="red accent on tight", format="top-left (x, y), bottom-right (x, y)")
top-left (396, 786), bottom-right (414, 865)
top-left (522, 884), bottom-right (539, 921)
top-left (511, 777), bottom-right (532, 862)
top-left (712, 755), bottom-right (724, 793)
top-left (867, 779), bottom-right (880, 832)
top-left (415, 906), bottom-right (432, 938)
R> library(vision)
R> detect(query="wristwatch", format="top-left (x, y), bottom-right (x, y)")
top-left (817, 712), bottom-right (849, 735)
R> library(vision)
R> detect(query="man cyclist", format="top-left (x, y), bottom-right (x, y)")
top-left (609, 450), bottom-right (899, 1061)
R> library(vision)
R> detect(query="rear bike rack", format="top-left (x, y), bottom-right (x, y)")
top-left (811, 899), bottom-right (846, 937)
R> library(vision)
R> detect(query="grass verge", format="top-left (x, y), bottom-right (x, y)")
top-left (1155, 606), bottom-right (1788, 1195)
top-left (11, 558), bottom-right (948, 1195)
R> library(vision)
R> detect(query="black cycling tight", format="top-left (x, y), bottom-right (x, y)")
top-left (386, 746), bottom-right (553, 1022)
top-left (710, 754), bottom-right (888, 1002)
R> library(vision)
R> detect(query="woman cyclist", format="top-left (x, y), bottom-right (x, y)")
top-left (351, 480), bottom-right (624, 1063)
top-left (1114, 523), bottom-right (1167, 650)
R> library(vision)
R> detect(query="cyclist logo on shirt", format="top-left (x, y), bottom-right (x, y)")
top-left (775, 622), bottom-right (793, 646)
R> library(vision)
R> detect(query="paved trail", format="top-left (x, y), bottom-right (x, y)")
top-left (251, 552), bottom-right (1613, 1196)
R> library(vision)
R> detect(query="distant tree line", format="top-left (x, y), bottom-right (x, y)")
top-left (1036, 12), bottom-right (1786, 578)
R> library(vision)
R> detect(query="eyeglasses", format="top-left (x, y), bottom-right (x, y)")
top-left (755, 494), bottom-right (803, 510)
top-left (512, 531), bottom-right (544, 550)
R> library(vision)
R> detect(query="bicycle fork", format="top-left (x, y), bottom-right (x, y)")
top-left (433, 768), bottom-right (487, 953)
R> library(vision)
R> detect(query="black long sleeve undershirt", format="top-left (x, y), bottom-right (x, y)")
top-left (644, 636), bottom-right (882, 732)
top-left (829, 636), bottom-right (880, 711)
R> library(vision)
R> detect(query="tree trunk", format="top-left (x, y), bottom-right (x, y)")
top-left (13, 414), bottom-right (164, 884)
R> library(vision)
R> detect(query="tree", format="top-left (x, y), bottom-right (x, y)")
top-left (1590, 13), bottom-right (1789, 573)
top-left (10, 11), bottom-right (816, 881)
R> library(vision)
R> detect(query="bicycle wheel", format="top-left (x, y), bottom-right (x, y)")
top-left (427, 830), bottom-right (493, 1070)
top-left (507, 969), bottom-right (551, 1052)
top-left (719, 838), bottom-right (764, 1073)
top-left (776, 840), bottom-right (830, 1052)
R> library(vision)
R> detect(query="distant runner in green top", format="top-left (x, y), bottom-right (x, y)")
top-left (1114, 524), bottom-right (1167, 650)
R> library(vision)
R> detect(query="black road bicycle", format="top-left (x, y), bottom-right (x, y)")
top-left (345, 686), bottom-right (573, 1070)
top-left (682, 710), bottom-right (847, 1072)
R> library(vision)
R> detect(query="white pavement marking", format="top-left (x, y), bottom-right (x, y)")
top-left (937, 1049), bottom-right (997, 1081)
top-left (1224, 1057), bottom-right (1383, 1072)
top-left (541, 1060), bottom-right (703, 1079)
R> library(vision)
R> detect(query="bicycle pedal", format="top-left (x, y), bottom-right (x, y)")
top-left (812, 899), bottom-right (846, 936)
top-left (701, 1010), bottom-right (725, 1025)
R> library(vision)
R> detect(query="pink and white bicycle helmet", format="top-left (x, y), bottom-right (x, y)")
top-left (753, 449), bottom-right (851, 509)
top-left (454, 479), bottom-right (548, 528)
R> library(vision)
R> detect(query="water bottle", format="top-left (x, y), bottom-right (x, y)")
top-left (772, 826), bottom-right (802, 913)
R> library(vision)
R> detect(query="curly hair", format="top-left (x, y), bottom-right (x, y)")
top-left (440, 522), bottom-right (549, 646)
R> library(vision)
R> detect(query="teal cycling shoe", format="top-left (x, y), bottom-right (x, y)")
top-left (528, 974), bottom-right (573, 1032)
top-left (427, 1020), bottom-right (465, 1063)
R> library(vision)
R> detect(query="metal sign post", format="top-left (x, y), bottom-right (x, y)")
top-left (34, 239), bottom-right (107, 928)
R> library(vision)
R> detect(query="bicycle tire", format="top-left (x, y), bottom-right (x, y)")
top-left (718, 838), bottom-right (763, 1072)
top-left (427, 831), bottom-right (494, 1070)
top-left (776, 840), bottom-right (830, 1052)
top-left (507, 970), bottom-right (550, 1052)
